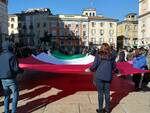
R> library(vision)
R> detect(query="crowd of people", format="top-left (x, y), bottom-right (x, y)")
top-left (0, 40), bottom-right (150, 113)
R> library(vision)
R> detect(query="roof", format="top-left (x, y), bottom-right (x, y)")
top-left (88, 16), bottom-right (118, 22)
top-left (125, 13), bottom-right (137, 17)
top-left (83, 8), bottom-right (96, 11)
top-left (118, 20), bottom-right (138, 25)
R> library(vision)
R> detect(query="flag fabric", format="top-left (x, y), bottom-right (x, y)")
top-left (19, 52), bottom-right (149, 75)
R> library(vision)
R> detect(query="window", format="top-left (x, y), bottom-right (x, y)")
top-left (90, 13), bottom-right (92, 16)
top-left (59, 22), bottom-right (64, 28)
top-left (91, 29), bottom-right (96, 35)
top-left (83, 31), bottom-right (86, 36)
top-left (43, 22), bottom-right (46, 27)
top-left (125, 25), bottom-right (130, 30)
top-left (109, 30), bottom-right (114, 36)
top-left (76, 31), bottom-right (79, 36)
top-left (142, 23), bottom-right (145, 27)
top-left (93, 13), bottom-right (95, 16)
top-left (99, 38), bottom-right (103, 44)
top-left (110, 23), bottom-right (113, 27)
top-left (68, 41), bottom-right (71, 45)
top-left (91, 38), bottom-right (96, 44)
top-left (109, 38), bottom-right (113, 43)
top-left (100, 29), bottom-right (104, 36)
top-left (37, 23), bottom-right (40, 28)
top-left (93, 38), bottom-right (96, 44)
top-left (51, 21), bottom-right (57, 27)
top-left (134, 25), bottom-right (137, 30)
top-left (91, 38), bottom-right (94, 42)
top-left (83, 24), bottom-right (86, 28)
top-left (92, 22), bottom-right (96, 27)
top-left (86, 13), bottom-right (88, 16)
top-left (29, 24), bottom-right (33, 29)
top-left (100, 22), bottom-right (104, 27)
top-left (76, 24), bottom-right (79, 28)
top-left (61, 41), bottom-right (64, 45)
top-left (11, 24), bottom-right (14, 28)
top-left (11, 18), bottom-right (15, 22)
top-left (68, 24), bottom-right (71, 28)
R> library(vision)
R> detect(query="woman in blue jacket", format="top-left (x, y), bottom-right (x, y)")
top-left (85, 43), bottom-right (118, 113)
top-left (132, 48), bottom-right (147, 91)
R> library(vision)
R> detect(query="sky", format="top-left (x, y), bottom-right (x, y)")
top-left (8, 0), bottom-right (138, 21)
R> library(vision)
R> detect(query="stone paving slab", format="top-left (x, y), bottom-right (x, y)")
top-left (44, 104), bottom-right (79, 113)
top-left (79, 104), bottom-right (97, 113)
top-left (121, 103), bottom-right (150, 113)
top-left (50, 92), bottom-right (91, 104)
top-left (111, 104), bottom-right (126, 113)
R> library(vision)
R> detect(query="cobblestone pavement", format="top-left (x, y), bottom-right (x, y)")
top-left (0, 71), bottom-right (150, 113)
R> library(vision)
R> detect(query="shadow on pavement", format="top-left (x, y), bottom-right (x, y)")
top-left (0, 71), bottom-right (135, 113)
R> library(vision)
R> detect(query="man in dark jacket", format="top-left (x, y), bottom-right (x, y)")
top-left (0, 41), bottom-right (21, 113)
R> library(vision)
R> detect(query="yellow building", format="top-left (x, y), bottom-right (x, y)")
top-left (117, 13), bottom-right (138, 48)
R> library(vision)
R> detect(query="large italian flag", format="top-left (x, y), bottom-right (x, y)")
top-left (19, 51), bottom-right (149, 75)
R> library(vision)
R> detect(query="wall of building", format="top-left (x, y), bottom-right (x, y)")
top-left (138, 0), bottom-right (150, 47)
top-left (117, 21), bottom-right (138, 47)
top-left (89, 20), bottom-right (117, 47)
top-left (0, 0), bottom-right (8, 44)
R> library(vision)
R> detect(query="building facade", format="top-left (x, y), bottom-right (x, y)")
top-left (9, 8), bottom-right (118, 52)
top-left (8, 14), bottom-right (19, 42)
top-left (0, 0), bottom-right (8, 44)
top-left (117, 13), bottom-right (138, 48)
top-left (88, 16), bottom-right (118, 47)
top-left (138, 0), bottom-right (150, 47)
top-left (8, 8), bottom-right (52, 46)
top-left (48, 8), bottom-right (118, 53)
top-left (48, 14), bottom-right (89, 54)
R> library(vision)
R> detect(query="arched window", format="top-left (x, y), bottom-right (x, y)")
top-left (93, 13), bottom-right (95, 16)
top-left (90, 13), bottom-right (92, 16)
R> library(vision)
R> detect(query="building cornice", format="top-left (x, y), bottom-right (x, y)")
top-left (88, 16), bottom-right (118, 22)
top-left (118, 20), bottom-right (138, 25)
top-left (139, 11), bottom-right (150, 18)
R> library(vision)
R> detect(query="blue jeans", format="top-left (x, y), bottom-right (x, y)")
top-left (1, 79), bottom-right (19, 113)
top-left (96, 79), bottom-right (110, 112)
